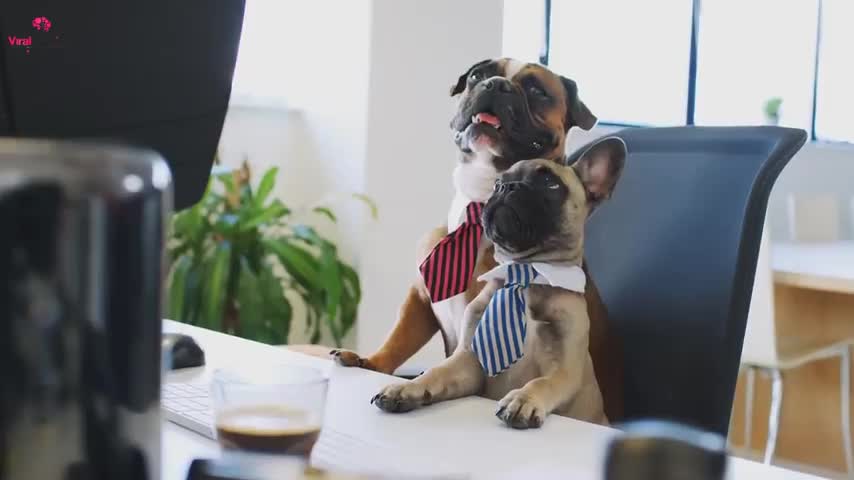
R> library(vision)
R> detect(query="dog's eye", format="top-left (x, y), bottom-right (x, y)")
top-left (470, 71), bottom-right (483, 82)
top-left (548, 182), bottom-right (561, 190)
top-left (528, 85), bottom-right (547, 98)
top-left (493, 179), bottom-right (501, 191)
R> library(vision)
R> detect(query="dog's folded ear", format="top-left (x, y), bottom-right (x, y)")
top-left (560, 77), bottom-right (598, 132)
top-left (567, 136), bottom-right (627, 211)
top-left (450, 59), bottom-right (492, 96)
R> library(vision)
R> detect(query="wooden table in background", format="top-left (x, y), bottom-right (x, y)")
top-left (729, 242), bottom-right (854, 475)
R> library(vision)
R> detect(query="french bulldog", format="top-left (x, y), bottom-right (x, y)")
top-left (331, 58), bottom-right (624, 420)
top-left (371, 136), bottom-right (627, 428)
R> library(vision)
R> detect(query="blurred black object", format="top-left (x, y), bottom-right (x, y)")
top-left (163, 333), bottom-right (206, 370)
top-left (1, 0), bottom-right (246, 210)
top-left (186, 457), bottom-right (307, 480)
top-left (0, 139), bottom-right (171, 479)
top-left (604, 420), bottom-right (728, 480)
top-left (185, 456), bottom-right (470, 480)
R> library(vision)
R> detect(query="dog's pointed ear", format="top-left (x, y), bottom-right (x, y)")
top-left (560, 76), bottom-right (598, 132)
top-left (450, 59), bottom-right (491, 96)
top-left (568, 136), bottom-right (627, 211)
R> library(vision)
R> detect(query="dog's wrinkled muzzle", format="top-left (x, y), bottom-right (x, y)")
top-left (484, 182), bottom-right (550, 253)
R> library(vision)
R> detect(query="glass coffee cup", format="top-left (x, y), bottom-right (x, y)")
top-left (210, 365), bottom-right (328, 458)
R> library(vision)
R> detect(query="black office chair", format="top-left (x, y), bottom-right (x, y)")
top-left (576, 126), bottom-right (808, 436)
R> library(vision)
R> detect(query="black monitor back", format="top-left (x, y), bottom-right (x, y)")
top-left (0, 1), bottom-right (246, 209)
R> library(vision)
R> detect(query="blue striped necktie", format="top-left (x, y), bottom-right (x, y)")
top-left (472, 263), bottom-right (539, 377)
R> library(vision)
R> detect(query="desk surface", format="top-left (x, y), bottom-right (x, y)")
top-left (772, 241), bottom-right (854, 294)
top-left (161, 321), bottom-right (822, 480)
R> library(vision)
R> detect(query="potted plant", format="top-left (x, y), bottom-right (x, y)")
top-left (165, 159), bottom-right (376, 347)
top-left (764, 97), bottom-right (783, 126)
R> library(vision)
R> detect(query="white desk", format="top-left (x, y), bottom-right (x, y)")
top-left (773, 241), bottom-right (854, 294)
top-left (161, 321), bottom-right (823, 480)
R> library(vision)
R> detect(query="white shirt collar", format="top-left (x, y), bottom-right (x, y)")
top-left (478, 261), bottom-right (586, 294)
top-left (447, 190), bottom-right (474, 232)
top-left (448, 161), bottom-right (498, 232)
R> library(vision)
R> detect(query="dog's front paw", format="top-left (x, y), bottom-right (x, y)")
top-left (329, 349), bottom-right (365, 368)
top-left (371, 383), bottom-right (432, 413)
top-left (496, 389), bottom-right (547, 429)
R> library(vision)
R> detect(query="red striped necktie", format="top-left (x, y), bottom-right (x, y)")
top-left (419, 202), bottom-right (484, 303)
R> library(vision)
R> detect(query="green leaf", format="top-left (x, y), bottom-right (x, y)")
top-left (216, 173), bottom-right (236, 194)
top-left (292, 225), bottom-right (334, 253)
top-left (263, 238), bottom-right (322, 290)
top-left (183, 261), bottom-right (204, 326)
top-left (200, 241), bottom-right (232, 331)
top-left (254, 167), bottom-right (278, 208)
top-left (339, 262), bottom-right (362, 301)
top-left (337, 262), bottom-right (361, 336)
top-left (239, 200), bottom-right (290, 231)
top-left (319, 245), bottom-right (343, 345)
top-left (236, 258), bottom-right (265, 341)
top-left (352, 193), bottom-right (379, 220)
top-left (166, 256), bottom-right (192, 321)
top-left (168, 242), bottom-right (192, 263)
top-left (312, 207), bottom-right (337, 223)
top-left (213, 213), bottom-right (240, 235)
top-left (259, 262), bottom-right (292, 344)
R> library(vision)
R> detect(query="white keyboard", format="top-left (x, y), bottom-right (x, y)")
top-left (161, 382), bottom-right (216, 438)
top-left (160, 382), bottom-right (469, 478)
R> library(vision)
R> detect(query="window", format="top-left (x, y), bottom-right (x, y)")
top-left (694, 0), bottom-right (818, 130)
top-left (510, 0), bottom-right (854, 143)
top-left (815, 0), bottom-right (854, 142)
top-left (547, 0), bottom-right (693, 126)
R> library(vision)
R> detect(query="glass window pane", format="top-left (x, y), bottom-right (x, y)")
top-left (694, 0), bottom-right (818, 130)
top-left (548, 0), bottom-right (693, 126)
top-left (815, 0), bottom-right (854, 142)
top-left (502, 0), bottom-right (545, 63)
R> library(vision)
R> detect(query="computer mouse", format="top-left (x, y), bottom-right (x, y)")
top-left (163, 333), bottom-right (206, 370)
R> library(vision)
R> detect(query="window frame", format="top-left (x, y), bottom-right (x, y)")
top-left (539, 0), bottom-right (843, 144)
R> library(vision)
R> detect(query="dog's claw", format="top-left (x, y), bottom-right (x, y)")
top-left (529, 412), bottom-right (543, 428)
top-left (370, 394), bottom-right (380, 405)
top-left (496, 406), bottom-right (506, 418)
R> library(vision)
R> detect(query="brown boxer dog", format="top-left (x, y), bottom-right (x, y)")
top-left (331, 58), bottom-right (624, 421)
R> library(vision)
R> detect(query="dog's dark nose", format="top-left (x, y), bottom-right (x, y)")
top-left (483, 78), bottom-right (514, 94)
top-left (496, 181), bottom-right (522, 194)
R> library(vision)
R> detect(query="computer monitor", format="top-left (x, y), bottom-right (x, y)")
top-left (0, 1), bottom-right (246, 210)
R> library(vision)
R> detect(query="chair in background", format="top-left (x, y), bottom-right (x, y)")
top-left (786, 193), bottom-right (841, 243)
top-left (579, 126), bottom-right (807, 436)
top-left (738, 221), bottom-right (854, 471)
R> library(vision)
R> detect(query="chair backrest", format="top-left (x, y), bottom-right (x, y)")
top-left (739, 220), bottom-right (779, 366)
top-left (577, 126), bottom-right (807, 435)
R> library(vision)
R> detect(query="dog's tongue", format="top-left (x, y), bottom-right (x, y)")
top-left (475, 112), bottom-right (501, 128)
